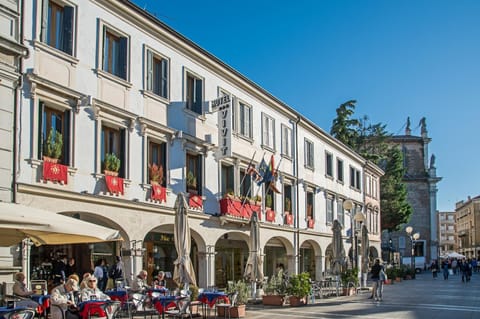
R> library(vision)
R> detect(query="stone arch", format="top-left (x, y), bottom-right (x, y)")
top-left (299, 239), bottom-right (322, 280)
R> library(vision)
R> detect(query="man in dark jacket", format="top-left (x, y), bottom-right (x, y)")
top-left (369, 259), bottom-right (383, 301)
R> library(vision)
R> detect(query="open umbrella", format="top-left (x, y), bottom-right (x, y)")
top-left (244, 211), bottom-right (264, 282)
top-left (0, 202), bottom-right (122, 246)
top-left (173, 193), bottom-right (197, 290)
top-left (331, 219), bottom-right (345, 275)
top-left (441, 252), bottom-right (465, 259)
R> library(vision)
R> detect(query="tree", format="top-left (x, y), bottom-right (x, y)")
top-left (330, 100), bottom-right (360, 149)
top-left (379, 147), bottom-right (412, 231)
top-left (330, 100), bottom-right (412, 232)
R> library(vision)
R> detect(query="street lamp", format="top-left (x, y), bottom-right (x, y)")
top-left (405, 226), bottom-right (420, 278)
top-left (343, 200), bottom-right (365, 270)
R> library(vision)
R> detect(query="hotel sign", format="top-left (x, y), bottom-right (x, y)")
top-left (212, 95), bottom-right (232, 158)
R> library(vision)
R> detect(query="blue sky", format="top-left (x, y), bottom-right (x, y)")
top-left (132, 0), bottom-right (480, 211)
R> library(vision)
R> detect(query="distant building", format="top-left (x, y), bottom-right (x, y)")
top-left (455, 196), bottom-right (480, 258)
top-left (386, 118), bottom-right (442, 267)
top-left (437, 211), bottom-right (457, 257)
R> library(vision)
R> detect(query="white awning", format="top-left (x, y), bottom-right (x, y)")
top-left (0, 202), bottom-right (122, 246)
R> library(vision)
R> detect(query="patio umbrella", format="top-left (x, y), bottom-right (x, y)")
top-left (244, 211), bottom-right (264, 282)
top-left (173, 193), bottom-right (197, 290)
top-left (442, 252), bottom-right (465, 259)
top-left (361, 224), bottom-right (370, 271)
top-left (331, 219), bottom-right (345, 275)
top-left (0, 202), bottom-right (122, 246)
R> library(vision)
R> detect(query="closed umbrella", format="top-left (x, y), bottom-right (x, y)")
top-left (244, 211), bottom-right (264, 282)
top-left (331, 219), bottom-right (345, 275)
top-left (361, 224), bottom-right (370, 271)
top-left (173, 193), bottom-right (197, 291)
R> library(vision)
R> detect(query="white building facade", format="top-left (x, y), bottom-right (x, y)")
top-left (6, 0), bottom-right (382, 288)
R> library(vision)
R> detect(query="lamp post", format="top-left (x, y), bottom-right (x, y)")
top-left (343, 200), bottom-right (366, 272)
top-left (405, 226), bottom-right (420, 278)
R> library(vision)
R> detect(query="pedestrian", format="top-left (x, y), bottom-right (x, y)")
top-left (108, 256), bottom-right (124, 286)
top-left (431, 260), bottom-right (438, 278)
top-left (93, 259), bottom-right (106, 291)
top-left (451, 259), bottom-right (457, 275)
top-left (442, 260), bottom-right (449, 280)
top-left (65, 257), bottom-right (77, 278)
top-left (369, 259), bottom-right (383, 301)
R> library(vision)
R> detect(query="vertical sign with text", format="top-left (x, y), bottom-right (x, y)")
top-left (212, 95), bottom-right (232, 159)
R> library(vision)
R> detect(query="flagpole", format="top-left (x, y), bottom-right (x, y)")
top-left (239, 151), bottom-right (257, 195)
top-left (240, 152), bottom-right (265, 209)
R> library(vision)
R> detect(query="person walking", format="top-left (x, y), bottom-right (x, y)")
top-left (368, 259), bottom-right (383, 301)
top-left (93, 259), bottom-right (106, 291)
top-left (431, 260), bottom-right (439, 278)
top-left (442, 259), bottom-right (449, 280)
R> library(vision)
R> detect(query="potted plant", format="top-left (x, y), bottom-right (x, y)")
top-left (186, 170), bottom-right (197, 193)
top-left (148, 163), bottom-right (164, 185)
top-left (262, 270), bottom-right (287, 306)
top-left (384, 267), bottom-right (395, 284)
top-left (266, 194), bottom-right (273, 209)
top-left (284, 197), bottom-right (291, 213)
top-left (286, 272), bottom-right (311, 306)
top-left (340, 268), bottom-right (358, 295)
top-left (104, 153), bottom-right (121, 176)
top-left (43, 127), bottom-right (63, 163)
top-left (217, 280), bottom-right (248, 318)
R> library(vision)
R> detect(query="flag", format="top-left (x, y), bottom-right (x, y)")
top-left (268, 155), bottom-right (281, 193)
top-left (43, 161), bottom-right (68, 184)
top-left (105, 175), bottom-right (124, 195)
top-left (256, 158), bottom-right (272, 186)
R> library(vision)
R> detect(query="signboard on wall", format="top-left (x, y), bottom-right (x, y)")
top-left (212, 95), bottom-right (232, 158)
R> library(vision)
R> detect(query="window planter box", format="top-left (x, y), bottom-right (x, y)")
top-left (219, 198), bottom-right (261, 220)
top-left (266, 209), bottom-right (276, 222)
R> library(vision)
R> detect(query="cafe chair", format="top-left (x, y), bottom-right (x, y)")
top-left (4, 308), bottom-right (36, 319)
top-left (164, 298), bottom-right (192, 319)
top-left (215, 292), bottom-right (237, 319)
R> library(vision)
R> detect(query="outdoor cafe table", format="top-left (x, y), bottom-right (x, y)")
top-left (147, 288), bottom-right (169, 299)
top-left (105, 290), bottom-right (128, 304)
top-left (197, 292), bottom-right (229, 318)
top-left (153, 295), bottom-right (183, 319)
top-left (0, 306), bottom-right (30, 319)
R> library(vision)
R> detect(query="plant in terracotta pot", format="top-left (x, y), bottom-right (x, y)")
top-left (104, 153), bottom-right (121, 176)
top-left (148, 163), bottom-right (164, 185)
top-left (43, 127), bottom-right (63, 163)
top-left (262, 269), bottom-right (287, 306)
top-left (340, 267), bottom-right (359, 295)
top-left (286, 272), bottom-right (311, 306)
top-left (218, 280), bottom-right (248, 318)
top-left (186, 170), bottom-right (197, 193)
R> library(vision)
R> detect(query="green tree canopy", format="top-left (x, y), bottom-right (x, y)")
top-left (330, 100), bottom-right (412, 231)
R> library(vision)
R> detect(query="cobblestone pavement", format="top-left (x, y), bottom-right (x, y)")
top-left (243, 271), bottom-right (480, 319)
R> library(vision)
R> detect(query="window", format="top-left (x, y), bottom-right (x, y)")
top-left (102, 26), bottom-right (128, 80)
top-left (186, 72), bottom-right (203, 114)
top-left (326, 195), bottom-right (334, 224)
top-left (39, 103), bottom-right (70, 165)
top-left (337, 159), bottom-right (344, 182)
top-left (186, 153), bottom-right (202, 195)
top-left (221, 163), bottom-right (234, 197)
top-left (238, 101), bottom-right (252, 138)
top-left (240, 167), bottom-right (252, 198)
top-left (42, 0), bottom-right (75, 55)
top-left (148, 140), bottom-right (166, 186)
top-left (306, 191), bottom-right (314, 220)
top-left (304, 139), bottom-right (314, 169)
top-left (337, 199), bottom-right (345, 227)
top-left (262, 113), bottom-right (275, 149)
top-left (146, 50), bottom-right (169, 99)
top-left (349, 166), bottom-right (361, 190)
top-left (281, 125), bottom-right (292, 158)
top-left (326, 152), bottom-right (333, 177)
top-left (101, 126), bottom-right (125, 177)
top-left (284, 184), bottom-right (292, 212)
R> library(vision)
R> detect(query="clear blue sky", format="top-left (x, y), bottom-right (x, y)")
top-left (132, 0), bottom-right (480, 212)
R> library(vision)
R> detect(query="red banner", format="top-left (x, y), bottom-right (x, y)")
top-left (285, 214), bottom-right (293, 225)
top-left (43, 161), bottom-right (68, 184)
top-left (189, 194), bottom-right (203, 209)
top-left (308, 218), bottom-right (315, 228)
top-left (266, 209), bottom-right (276, 222)
top-left (151, 184), bottom-right (167, 203)
top-left (105, 175), bottom-right (124, 195)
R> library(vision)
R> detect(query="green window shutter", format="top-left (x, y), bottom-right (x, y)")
top-left (194, 78), bottom-right (202, 113)
top-left (41, 0), bottom-right (49, 42)
top-left (38, 102), bottom-right (45, 159)
top-left (118, 37), bottom-right (128, 79)
top-left (63, 5), bottom-right (74, 55)
top-left (63, 110), bottom-right (70, 165)
top-left (161, 58), bottom-right (168, 98)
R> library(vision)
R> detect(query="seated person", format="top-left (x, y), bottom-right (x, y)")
top-left (152, 271), bottom-right (167, 288)
top-left (12, 272), bottom-right (40, 309)
top-left (131, 270), bottom-right (150, 293)
top-left (79, 272), bottom-right (91, 290)
top-left (80, 275), bottom-right (110, 301)
top-left (51, 278), bottom-right (79, 319)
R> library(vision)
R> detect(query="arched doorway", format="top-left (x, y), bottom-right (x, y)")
top-left (264, 237), bottom-right (288, 279)
top-left (214, 232), bottom-right (248, 288)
